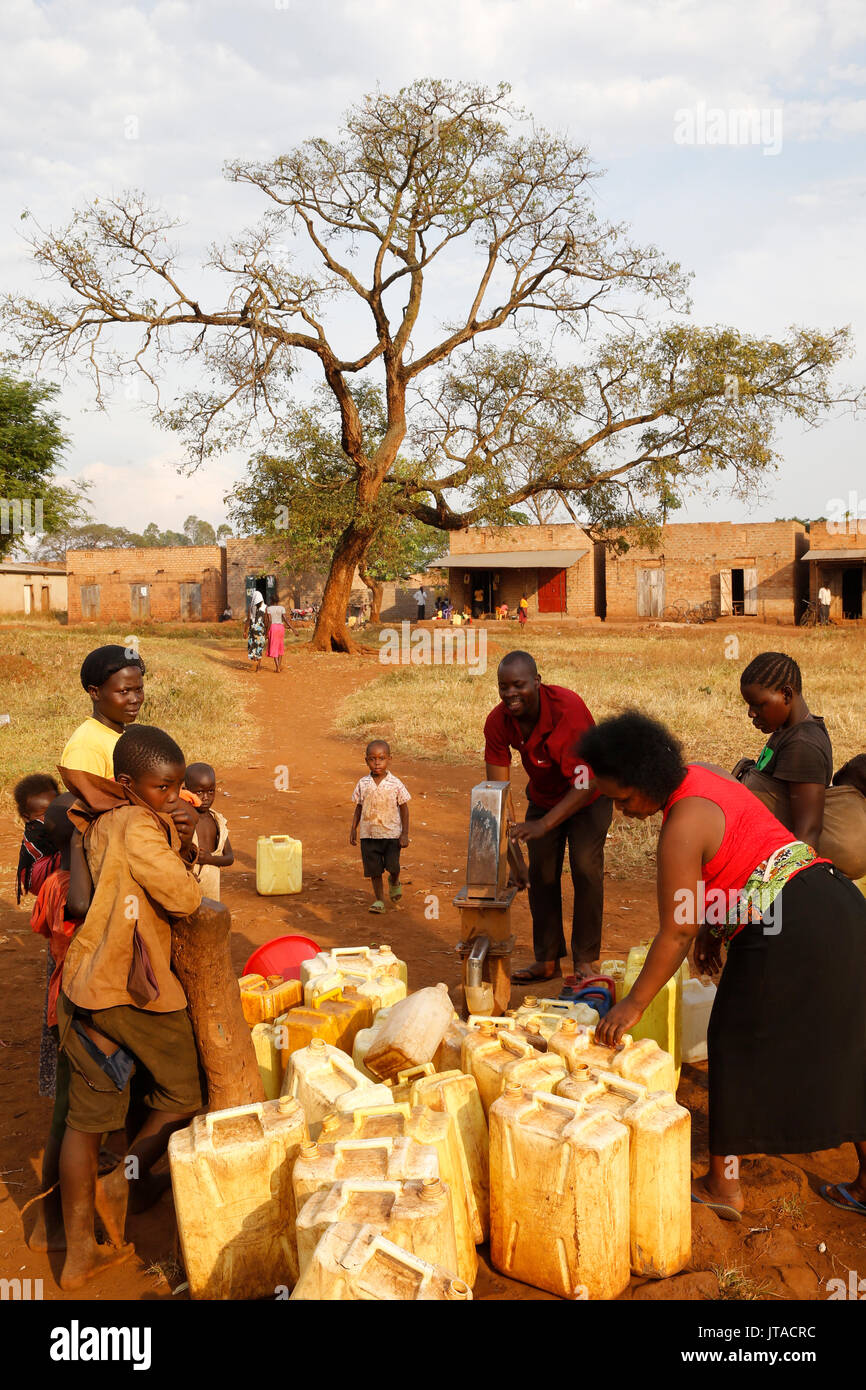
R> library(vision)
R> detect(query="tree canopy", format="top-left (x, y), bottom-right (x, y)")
top-left (0, 372), bottom-right (85, 559)
top-left (3, 78), bottom-right (861, 646)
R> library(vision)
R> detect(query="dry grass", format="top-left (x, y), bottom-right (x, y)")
top-left (336, 622), bottom-right (866, 878)
top-left (0, 623), bottom-right (244, 818)
top-left (710, 1264), bottom-right (780, 1300)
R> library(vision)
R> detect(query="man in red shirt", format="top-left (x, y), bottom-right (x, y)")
top-left (484, 651), bottom-right (612, 982)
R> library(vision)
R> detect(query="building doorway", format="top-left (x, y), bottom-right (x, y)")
top-left (842, 567), bottom-right (863, 619)
top-left (469, 571), bottom-right (493, 617)
top-left (731, 568), bottom-right (745, 615)
top-left (245, 574), bottom-right (277, 614)
top-left (537, 567), bottom-right (567, 614)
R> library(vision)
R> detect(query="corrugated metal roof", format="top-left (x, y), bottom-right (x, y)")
top-left (440, 549), bottom-right (587, 569)
top-left (802, 548), bottom-right (866, 561)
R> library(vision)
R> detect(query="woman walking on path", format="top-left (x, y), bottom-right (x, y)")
top-left (583, 710), bottom-right (866, 1221)
top-left (244, 601), bottom-right (267, 673)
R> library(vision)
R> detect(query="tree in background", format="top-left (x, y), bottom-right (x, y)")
top-left (4, 80), bottom-right (861, 650)
top-left (227, 386), bottom-right (443, 620)
top-left (0, 372), bottom-right (86, 559)
top-left (35, 514), bottom-right (232, 560)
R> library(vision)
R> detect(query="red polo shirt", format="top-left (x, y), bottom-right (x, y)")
top-left (483, 683), bottom-right (599, 810)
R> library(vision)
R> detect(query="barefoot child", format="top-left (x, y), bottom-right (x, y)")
top-left (183, 762), bottom-right (234, 900)
top-left (57, 725), bottom-right (205, 1289)
top-left (349, 740), bottom-right (410, 914)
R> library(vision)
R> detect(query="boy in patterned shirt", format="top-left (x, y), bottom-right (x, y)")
top-left (349, 740), bottom-right (410, 914)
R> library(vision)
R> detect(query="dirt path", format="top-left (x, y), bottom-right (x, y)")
top-left (1, 639), bottom-right (864, 1301)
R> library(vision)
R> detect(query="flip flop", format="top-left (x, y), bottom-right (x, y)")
top-left (389, 883), bottom-right (403, 902)
top-left (512, 964), bottom-right (562, 985)
top-left (368, 900), bottom-right (386, 914)
top-left (691, 1192), bottom-right (742, 1223)
top-left (820, 1182), bottom-right (866, 1217)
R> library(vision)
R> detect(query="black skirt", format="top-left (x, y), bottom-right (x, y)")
top-left (707, 863), bottom-right (866, 1155)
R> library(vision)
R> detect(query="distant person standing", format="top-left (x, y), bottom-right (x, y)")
top-left (818, 584), bottom-right (831, 625)
top-left (518, 593), bottom-right (529, 627)
top-left (265, 598), bottom-right (287, 673)
top-left (414, 586), bottom-right (427, 621)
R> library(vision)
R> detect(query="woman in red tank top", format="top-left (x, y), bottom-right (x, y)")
top-left (577, 711), bottom-right (866, 1222)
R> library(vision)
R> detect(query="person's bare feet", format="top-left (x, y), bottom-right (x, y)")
top-left (27, 1197), bottom-right (66, 1253)
top-left (572, 961), bottom-right (600, 982)
top-left (60, 1238), bottom-right (134, 1290)
top-left (692, 1173), bottom-right (744, 1214)
top-left (94, 1162), bottom-right (130, 1246)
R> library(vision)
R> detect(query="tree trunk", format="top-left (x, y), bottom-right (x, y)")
top-left (359, 563), bottom-right (383, 623)
top-left (311, 521), bottom-right (375, 653)
top-left (171, 898), bottom-right (265, 1112)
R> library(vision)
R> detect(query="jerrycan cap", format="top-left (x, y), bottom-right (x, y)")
top-left (310, 1037), bottom-right (327, 1053)
top-left (523, 996), bottom-right (538, 1007)
top-left (321, 1114), bottom-right (340, 1134)
top-left (447, 1279), bottom-right (471, 1300)
top-left (504, 1082), bottom-right (525, 1098)
top-left (277, 1095), bottom-right (297, 1115)
top-left (479, 1020), bottom-right (498, 1036)
top-left (419, 1177), bottom-right (442, 1201)
top-left (526, 1023), bottom-right (542, 1035)
top-left (300, 1140), bottom-right (319, 1159)
top-left (561, 1018), bottom-right (579, 1034)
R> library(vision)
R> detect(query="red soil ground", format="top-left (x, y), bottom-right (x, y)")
top-left (1, 639), bottom-right (864, 1302)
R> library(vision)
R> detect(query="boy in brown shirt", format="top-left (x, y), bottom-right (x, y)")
top-left (58, 725), bottom-right (205, 1290)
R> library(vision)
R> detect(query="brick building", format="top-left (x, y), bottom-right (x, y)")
top-left (0, 560), bottom-right (67, 616)
top-left (802, 521), bottom-right (866, 621)
top-left (600, 521), bottom-right (808, 623)
top-left (441, 523), bottom-right (597, 619)
top-left (66, 546), bottom-right (227, 623)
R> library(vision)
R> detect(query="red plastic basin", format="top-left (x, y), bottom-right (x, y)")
top-left (244, 934), bottom-right (321, 981)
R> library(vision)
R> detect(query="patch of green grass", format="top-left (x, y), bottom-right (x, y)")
top-left (0, 624), bottom-right (245, 817)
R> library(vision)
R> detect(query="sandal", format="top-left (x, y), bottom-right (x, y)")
top-left (369, 900), bottom-right (386, 914)
top-left (512, 962), bottom-right (562, 984)
top-left (820, 1182), bottom-right (866, 1217)
top-left (389, 883), bottom-right (403, 902)
top-left (690, 1192), bottom-right (742, 1223)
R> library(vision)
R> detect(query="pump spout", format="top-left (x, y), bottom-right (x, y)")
top-left (464, 935), bottom-right (495, 1015)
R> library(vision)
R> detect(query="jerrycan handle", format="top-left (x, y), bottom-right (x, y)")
top-left (573, 975), bottom-right (617, 995)
top-left (340, 1229), bottom-right (431, 1278)
top-left (500, 1032), bottom-right (532, 1057)
top-left (206, 1103), bottom-right (265, 1138)
top-left (269, 835), bottom-right (293, 845)
top-left (312, 987), bottom-right (344, 1009)
top-left (394, 1063), bottom-right (436, 1085)
top-left (332, 946), bottom-right (372, 961)
top-left (333, 1137), bottom-right (395, 1156)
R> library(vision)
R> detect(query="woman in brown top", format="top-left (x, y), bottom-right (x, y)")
top-left (738, 652), bottom-right (832, 850)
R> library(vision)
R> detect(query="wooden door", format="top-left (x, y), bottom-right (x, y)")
top-left (637, 567), bottom-right (665, 617)
top-left (130, 584), bottom-right (150, 620)
top-left (180, 582), bottom-right (202, 621)
top-left (80, 584), bottom-right (100, 619)
top-left (719, 570), bottom-right (732, 617)
top-left (537, 567), bottom-right (567, 613)
top-left (41, 585), bottom-right (50, 612)
top-left (743, 567), bottom-right (758, 616)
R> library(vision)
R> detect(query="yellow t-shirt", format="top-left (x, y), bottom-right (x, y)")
top-left (60, 718), bottom-right (121, 780)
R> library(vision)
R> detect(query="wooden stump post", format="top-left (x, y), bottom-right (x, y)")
top-left (171, 898), bottom-right (265, 1111)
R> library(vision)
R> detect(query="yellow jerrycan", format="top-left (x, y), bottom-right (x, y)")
top-left (290, 1222), bottom-right (473, 1301)
top-left (250, 1019), bottom-right (286, 1100)
top-left (548, 1020), bottom-right (676, 1094)
top-left (296, 1178), bottom-right (458, 1280)
top-left (282, 1039), bottom-right (391, 1136)
top-left (500, 1049), bottom-right (568, 1104)
top-left (238, 973), bottom-right (302, 1026)
top-left (489, 1085), bottom-right (630, 1301)
top-left (306, 967), bottom-right (406, 1013)
top-left (600, 960), bottom-right (627, 1003)
top-left (435, 1014), bottom-right (515, 1073)
top-left (168, 1096), bottom-right (308, 1299)
top-left (623, 943), bottom-right (689, 1082)
top-left (507, 997), bottom-right (599, 1037)
top-left (555, 1070), bottom-right (691, 1278)
top-left (681, 976), bottom-right (717, 1065)
top-left (386, 1063), bottom-right (437, 1105)
top-left (464, 1027), bottom-right (538, 1116)
top-left (364, 984), bottom-right (453, 1082)
top-left (293, 1133), bottom-right (439, 1212)
top-left (280, 987), bottom-right (373, 1064)
top-left (410, 1069), bottom-right (489, 1243)
top-left (352, 1007), bottom-right (393, 1079)
top-left (256, 834), bottom-right (302, 895)
top-left (319, 1102), bottom-right (478, 1286)
top-left (302, 943), bottom-right (408, 991)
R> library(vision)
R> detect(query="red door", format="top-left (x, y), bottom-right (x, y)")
top-left (536, 568), bottom-right (567, 613)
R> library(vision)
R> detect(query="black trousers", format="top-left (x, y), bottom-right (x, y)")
top-left (525, 795), bottom-right (613, 965)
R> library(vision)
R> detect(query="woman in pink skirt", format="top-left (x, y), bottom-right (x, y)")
top-left (265, 600), bottom-right (287, 672)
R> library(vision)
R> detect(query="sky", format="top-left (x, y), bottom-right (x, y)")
top-left (2, 0), bottom-right (865, 537)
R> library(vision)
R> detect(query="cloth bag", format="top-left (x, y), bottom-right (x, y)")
top-left (733, 762), bottom-right (866, 879)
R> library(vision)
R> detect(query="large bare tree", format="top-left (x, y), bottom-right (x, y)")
top-left (3, 79), bottom-right (860, 648)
